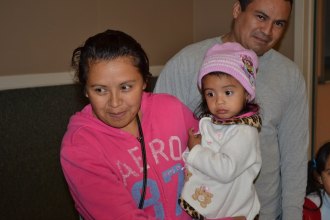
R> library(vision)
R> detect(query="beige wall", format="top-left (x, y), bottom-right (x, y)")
top-left (193, 0), bottom-right (234, 42)
top-left (0, 0), bottom-right (293, 77)
top-left (315, 84), bottom-right (330, 150)
top-left (0, 0), bottom-right (193, 76)
top-left (2, 1), bottom-right (328, 154)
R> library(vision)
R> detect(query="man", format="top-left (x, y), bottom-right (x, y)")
top-left (154, 0), bottom-right (309, 220)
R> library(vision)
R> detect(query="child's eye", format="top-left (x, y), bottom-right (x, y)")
top-left (205, 91), bottom-right (215, 97)
top-left (225, 90), bottom-right (233, 96)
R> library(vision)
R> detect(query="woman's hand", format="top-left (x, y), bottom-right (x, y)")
top-left (188, 128), bottom-right (201, 150)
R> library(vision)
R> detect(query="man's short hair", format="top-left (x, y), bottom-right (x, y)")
top-left (238, 0), bottom-right (293, 11)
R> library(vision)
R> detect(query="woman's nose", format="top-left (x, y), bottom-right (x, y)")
top-left (108, 92), bottom-right (121, 107)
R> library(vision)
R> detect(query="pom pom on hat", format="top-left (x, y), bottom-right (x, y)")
top-left (198, 42), bottom-right (258, 102)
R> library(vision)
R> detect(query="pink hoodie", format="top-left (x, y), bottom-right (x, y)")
top-left (60, 92), bottom-right (198, 220)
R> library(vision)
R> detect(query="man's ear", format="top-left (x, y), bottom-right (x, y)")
top-left (233, 1), bottom-right (242, 19)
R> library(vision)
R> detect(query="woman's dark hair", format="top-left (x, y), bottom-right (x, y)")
top-left (194, 72), bottom-right (257, 119)
top-left (71, 29), bottom-right (152, 87)
top-left (305, 142), bottom-right (330, 210)
top-left (238, 0), bottom-right (293, 11)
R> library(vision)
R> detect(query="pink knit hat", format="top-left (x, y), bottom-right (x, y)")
top-left (198, 42), bottom-right (258, 102)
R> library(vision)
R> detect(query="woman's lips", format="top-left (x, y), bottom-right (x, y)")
top-left (108, 111), bottom-right (126, 119)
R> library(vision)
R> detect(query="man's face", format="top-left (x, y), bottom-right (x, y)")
top-left (232, 0), bottom-right (291, 56)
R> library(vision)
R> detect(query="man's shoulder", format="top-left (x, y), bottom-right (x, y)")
top-left (260, 49), bottom-right (303, 81)
top-left (262, 49), bottom-right (299, 69)
top-left (176, 36), bottom-right (221, 56)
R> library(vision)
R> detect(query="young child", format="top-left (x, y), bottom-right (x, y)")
top-left (179, 42), bottom-right (262, 220)
top-left (303, 142), bottom-right (330, 220)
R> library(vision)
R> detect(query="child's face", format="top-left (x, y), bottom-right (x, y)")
top-left (85, 57), bottom-right (146, 135)
top-left (320, 156), bottom-right (330, 196)
top-left (202, 74), bottom-right (248, 119)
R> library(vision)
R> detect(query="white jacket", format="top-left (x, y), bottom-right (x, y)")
top-left (181, 116), bottom-right (261, 220)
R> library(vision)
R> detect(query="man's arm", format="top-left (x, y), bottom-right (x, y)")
top-left (154, 54), bottom-right (191, 106)
top-left (278, 69), bottom-right (309, 220)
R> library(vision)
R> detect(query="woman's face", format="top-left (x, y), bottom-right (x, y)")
top-left (85, 57), bottom-right (146, 134)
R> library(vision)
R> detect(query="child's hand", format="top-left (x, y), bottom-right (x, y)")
top-left (188, 128), bottom-right (201, 150)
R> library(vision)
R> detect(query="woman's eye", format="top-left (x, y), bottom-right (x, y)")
top-left (94, 87), bottom-right (106, 94)
top-left (121, 84), bottom-right (132, 91)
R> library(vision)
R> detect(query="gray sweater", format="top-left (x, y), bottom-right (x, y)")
top-left (154, 37), bottom-right (309, 220)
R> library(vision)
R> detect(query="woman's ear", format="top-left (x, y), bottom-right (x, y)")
top-left (318, 175), bottom-right (323, 185)
top-left (85, 89), bottom-right (89, 98)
